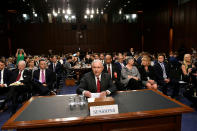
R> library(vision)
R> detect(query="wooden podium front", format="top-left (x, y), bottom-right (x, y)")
top-left (1, 89), bottom-right (194, 131)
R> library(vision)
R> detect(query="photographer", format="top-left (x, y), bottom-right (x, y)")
top-left (16, 48), bottom-right (27, 65)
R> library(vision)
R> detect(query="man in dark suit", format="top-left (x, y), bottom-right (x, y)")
top-left (0, 60), bottom-right (12, 112)
top-left (127, 48), bottom-right (135, 57)
top-left (154, 54), bottom-right (178, 96)
top-left (48, 55), bottom-right (62, 89)
top-left (115, 55), bottom-right (126, 71)
top-left (76, 60), bottom-right (117, 98)
top-left (103, 55), bottom-right (121, 90)
top-left (11, 61), bottom-right (31, 85)
top-left (33, 59), bottom-right (56, 96)
top-left (48, 55), bottom-right (62, 74)
top-left (0, 60), bottom-right (31, 113)
top-left (0, 60), bottom-right (12, 93)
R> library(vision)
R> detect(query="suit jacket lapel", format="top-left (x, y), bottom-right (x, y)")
top-left (100, 73), bottom-right (105, 92)
top-left (45, 69), bottom-right (48, 82)
top-left (90, 72), bottom-right (97, 92)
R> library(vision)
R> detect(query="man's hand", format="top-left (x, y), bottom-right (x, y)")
top-left (0, 84), bottom-right (5, 88)
top-left (192, 73), bottom-right (197, 76)
top-left (148, 80), bottom-right (155, 84)
top-left (99, 91), bottom-right (107, 98)
top-left (84, 91), bottom-right (92, 98)
top-left (43, 84), bottom-right (47, 87)
top-left (164, 78), bottom-right (170, 83)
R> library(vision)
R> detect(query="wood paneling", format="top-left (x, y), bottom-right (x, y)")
top-left (4, 0), bottom-right (197, 56)
top-left (11, 23), bottom-right (139, 55)
top-left (173, 0), bottom-right (197, 50)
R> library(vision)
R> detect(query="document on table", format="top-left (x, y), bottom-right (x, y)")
top-left (91, 93), bottom-right (101, 98)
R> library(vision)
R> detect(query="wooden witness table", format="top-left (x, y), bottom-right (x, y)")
top-left (1, 89), bottom-right (194, 131)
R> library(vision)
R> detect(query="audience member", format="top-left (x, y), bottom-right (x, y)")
top-left (121, 57), bottom-right (140, 90)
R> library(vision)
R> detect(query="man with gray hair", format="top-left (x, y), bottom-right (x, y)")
top-left (0, 60), bottom-right (31, 114)
top-left (11, 60), bottom-right (31, 84)
top-left (76, 60), bottom-right (116, 98)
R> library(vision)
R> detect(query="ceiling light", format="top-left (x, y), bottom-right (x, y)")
top-left (101, 10), bottom-right (103, 14)
top-left (23, 14), bottom-right (27, 18)
top-left (86, 9), bottom-right (90, 15)
top-left (53, 11), bottom-right (58, 17)
top-left (126, 15), bottom-right (130, 19)
top-left (106, 4), bottom-right (108, 7)
top-left (132, 14), bottom-right (137, 19)
top-left (128, 1), bottom-right (130, 3)
top-left (71, 15), bottom-right (76, 19)
top-left (65, 15), bottom-right (69, 19)
top-left (67, 8), bottom-right (71, 15)
top-left (108, 0), bottom-right (111, 3)
top-left (63, 9), bottom-right (65, 14)
top-left (84, 15), bottom-right (88, 19)
top-left (34, 13), bottom-right (37, 17)
top-left (119, 9), bottom-right (122, 15)
top-left (124, 5), bottom-right (127, 7)
top-left (58, 8), bottom-right (60, 14)
top-left (96, 8), bottom-right (99, 14)
top-left (91, 9), bottom-right (95, 14)
top-left (90, 15), bottom-right (93, 18)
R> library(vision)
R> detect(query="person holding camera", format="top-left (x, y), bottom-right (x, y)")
top-left (16, 48), bottom-right (27, 65)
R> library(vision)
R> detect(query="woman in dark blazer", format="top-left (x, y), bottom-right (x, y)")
top-left (138, 56), bottom-right (157, 89)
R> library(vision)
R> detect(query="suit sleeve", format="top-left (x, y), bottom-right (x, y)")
top-left (76, 75), bottom-right (88, 95)
top-left (20, 70), bottom-right (31, 84)
top-left (106, 74), bottom-right (117, 93)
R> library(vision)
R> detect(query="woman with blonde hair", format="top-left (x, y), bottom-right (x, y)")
top-left (138, 56), bottom-right (158, 89)
top-left (181, 54), bottom-right (194, 82)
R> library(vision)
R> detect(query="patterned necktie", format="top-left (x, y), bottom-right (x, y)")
top-left (161, 63), bottom-right (167, 79)
top-left (16, 71), bottom-right (21, 81)
top-left (97, 77), bottom-right (101, 93)
top-left (41, 70), bottom-right (45, 83)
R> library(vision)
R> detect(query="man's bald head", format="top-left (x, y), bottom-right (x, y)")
top-left (105, 55), bottom-right (112, 64)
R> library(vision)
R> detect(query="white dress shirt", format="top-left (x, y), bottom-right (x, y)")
top-left (18, 70), bottom-right (24, 81)
top-left (106, 64), bottom-right (112, 78)
top-left (0, 69), bottom-right (7, 87)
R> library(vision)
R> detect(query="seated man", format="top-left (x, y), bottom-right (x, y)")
top-left (0, 60), bottom-right (12, 94)
top-left (103, 55), bottom-right (121, 90)
top-left (0, 60), bottom-right (31, 114)
top-left (76, 60), bottom-right (117, 98)
top-left (154, 54), bottom-right (178, 97)
top-left (0, 60), bottom-right (12, 112)
top-left (33, 59), bottom-right (55, 96)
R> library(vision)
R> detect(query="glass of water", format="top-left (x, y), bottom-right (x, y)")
top-left (69, 96), bottom-right (75, 107)
top-left (79, 95), bottom-right (86, 107)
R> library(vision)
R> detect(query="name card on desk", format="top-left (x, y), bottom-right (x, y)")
top-left (90, 104), bottom-right (119, 116)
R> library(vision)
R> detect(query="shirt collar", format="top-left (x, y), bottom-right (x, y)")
top-left (95, 74), bottom-right (102, 81)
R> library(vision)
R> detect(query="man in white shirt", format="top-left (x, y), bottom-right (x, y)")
top-left (76, 60), bottom-right (116, 98)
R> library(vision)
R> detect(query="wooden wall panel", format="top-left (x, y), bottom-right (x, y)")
top-left (11, 23), bottom-right (139, 55)
top-left (173, 0), bottom-right (197, 50)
